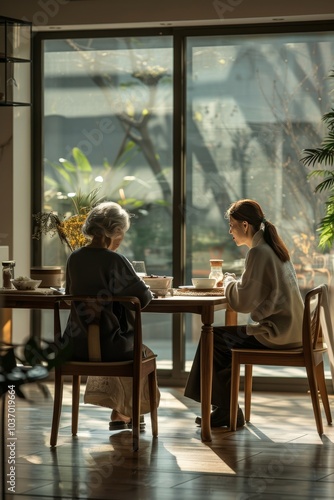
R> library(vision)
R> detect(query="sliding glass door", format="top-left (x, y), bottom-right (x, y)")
top-left (184, 30), bottom-right (334, 376)
top-left (36, 26), bottom-right (334, 384)
top-left (40, 35), bottom-right (174, 370)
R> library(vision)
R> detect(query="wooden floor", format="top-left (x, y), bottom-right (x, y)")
top-left (2, 382), bottom-right (334, 500)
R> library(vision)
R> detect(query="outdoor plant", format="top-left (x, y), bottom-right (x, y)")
top-left (301, 69), bottom-right (334, 249)
top-left (33, 146), bottom-right (164, 253)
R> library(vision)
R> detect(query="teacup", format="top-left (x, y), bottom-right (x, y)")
top-left (191, 278), bottom-right (216, 289)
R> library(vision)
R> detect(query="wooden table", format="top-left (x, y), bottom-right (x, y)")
top-left (0, 291), bottom-right (237, 442)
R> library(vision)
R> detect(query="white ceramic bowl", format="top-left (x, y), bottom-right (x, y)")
top-left (191, 278), bottom-right (216, 289)
top-left (142, 276), bottom-right (173, 296)
top-left (11, 279), bottom-right (42, 290)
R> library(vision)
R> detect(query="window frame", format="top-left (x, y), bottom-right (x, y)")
top-left (32, 20), bottom-right (334, 388)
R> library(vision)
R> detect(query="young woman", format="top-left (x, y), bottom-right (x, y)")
top-left (184, 198), bottom-right (304, 428)
top-left (64, 201), bottom-right (160, 429)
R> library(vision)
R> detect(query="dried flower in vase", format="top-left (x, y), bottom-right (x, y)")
top-left (33, 211), bottom-right (90, 252)
top-left (33, 188), bottom-right (104, 252)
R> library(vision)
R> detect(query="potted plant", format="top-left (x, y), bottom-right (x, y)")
top-left (301, 69), bottom-right (334, 250)
top-left (0, 336), bottom-right (71, 497)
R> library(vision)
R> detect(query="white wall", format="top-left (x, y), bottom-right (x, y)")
top-left (12, 106), bottom-right (31, 343)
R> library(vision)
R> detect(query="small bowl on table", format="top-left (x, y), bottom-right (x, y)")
top-left (191, 278), bottom-right (216, 289)
top-left (11, 279), bottom-right (42, 290)
top-left (142, 275), bottom-right (173, 297)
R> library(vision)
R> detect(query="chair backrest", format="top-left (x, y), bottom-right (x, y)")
top-left (302, 285), bottom-right (326, 353)
top-left (54, 295), bottom-right (143, 364)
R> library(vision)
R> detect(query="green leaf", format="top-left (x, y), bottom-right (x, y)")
top-left (119, 198), bottom-right (144, 207)
top-left (72, 147), bottom-right (92, 172)
top-left (314, 182), bottom-right (334, 193)
top-left (44, 176), bottom-right (61, 188)
top-left (70, 187), bottom-right (103, 214)
top-left (52, 164), bottom-right (72, 184)
top-left (114, 140), bottom-right (139, 168)
top-left (301, 148), bottom-right (334, 166)
top-left (308, 169), bottom-right (334, 179)
top-left (59, 159), bottom-right (77, 173)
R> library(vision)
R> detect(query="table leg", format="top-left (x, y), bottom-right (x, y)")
top-left (200, 322), bottom-right (214, 442)
top-left (200, 305), bottom-right (237, 442)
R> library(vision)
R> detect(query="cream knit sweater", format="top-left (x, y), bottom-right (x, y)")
top-left (225, 230), bottom-right (304, 348)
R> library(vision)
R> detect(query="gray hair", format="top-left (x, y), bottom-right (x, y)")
top-left (82, 202), bottom-right (131, 240)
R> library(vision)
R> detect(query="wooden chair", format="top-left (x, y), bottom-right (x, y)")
top-left (230, 284), bottom-right (332, 435)
top-left (50, 295), bottom-right (158, 451)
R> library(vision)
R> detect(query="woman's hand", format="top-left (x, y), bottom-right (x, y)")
top-left (223, 272), bottom-right (236, 290)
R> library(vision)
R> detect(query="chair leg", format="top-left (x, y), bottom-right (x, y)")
top-left (315, 361), bottom-right (332, 425)
top-left (305, 364), bottom-right (324, 435)
top-left (132, 378), bottom-right (141, 452)
top-left (230, 353), bottom-right (241, 431)
top-left (50, 369), bottom-right (63, 447)
top-left (244, 365), bottom-right (253, 422)
top-left (72, 376), bottom-right (81, 436)
top-left (148, 369), bottom-right (158, 437)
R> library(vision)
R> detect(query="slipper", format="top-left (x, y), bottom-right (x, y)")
top-left (109, 420), bottom-right (129, 430)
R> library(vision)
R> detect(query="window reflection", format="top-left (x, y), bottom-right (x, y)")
top-left (42, 37), bottom-right (174, 368)
top-left (39, 30), bottom-right (334, 380)
top-left (185, 32), bottom-right (334, 369)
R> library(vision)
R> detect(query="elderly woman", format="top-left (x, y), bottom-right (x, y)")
top-left (64, 201), bottom-right (160, 429)
top-left (185, 198), bottom-right (304, 428)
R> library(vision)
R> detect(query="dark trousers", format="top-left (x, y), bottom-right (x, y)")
top-left (184, 325), bottom-right (268, 410)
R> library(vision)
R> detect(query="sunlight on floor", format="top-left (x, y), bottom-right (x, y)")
top-left (162, 441), bottom-right (237, 474)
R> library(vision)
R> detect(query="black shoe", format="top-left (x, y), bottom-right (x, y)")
top-left (109, 414), bottom-right (146, 431)
top-left (127, 414), bottom-right (146, 432)
top-left (109, 420), bottom-right (129, 430)
top-left (195, 407), bottom-right (245, 428)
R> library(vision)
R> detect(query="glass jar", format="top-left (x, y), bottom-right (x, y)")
top-left (209, 259), bottom-right (224, 287)
top-left (2, 260), bottom-right (15, 289)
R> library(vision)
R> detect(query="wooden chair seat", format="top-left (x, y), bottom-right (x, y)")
top-left (50, 295), bottom-right (158, 451)
top-left (230, 284), bottom-right (332, 435)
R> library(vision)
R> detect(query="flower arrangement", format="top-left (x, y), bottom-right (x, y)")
top-left (33, 188), bottom-right (103, 252)
top-left (32, 212), bottom-right (89, 252)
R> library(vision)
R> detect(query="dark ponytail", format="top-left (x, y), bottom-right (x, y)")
top-left (226, 199), bottom-right (290, 263)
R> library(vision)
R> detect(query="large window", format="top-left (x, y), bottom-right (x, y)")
top-left (40, 36), bottom-right (174, 371)
top-left (184, 30), bottom-right (334, 378)
top-left (185, 32), bottom-right (334, 282)
top-left (35, 25), bottom-right (334, 384)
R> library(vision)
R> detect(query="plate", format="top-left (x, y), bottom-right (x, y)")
top-left (175, 286), bottom-right (225, 296)
top-left (179, 285), bottom-right (216, 291)
top-left (0, 287), bottom-right (55, 295)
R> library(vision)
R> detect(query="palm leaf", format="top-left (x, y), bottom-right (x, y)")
top-left (307, 169), bottom-right (334, 179)
top-left (322, 110), bottom-right (334, 130)
top-left (301, 148), bottom-right (334, 166)
top-left (317, 196), bottom-right (334, 248)
top-left (300, 68), bottom-right (334, 249)
top-left (322, 132), bottom-right (334, 146)
top-left (314, 179), bottom-right (334, 193)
